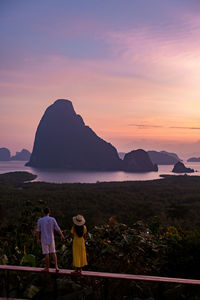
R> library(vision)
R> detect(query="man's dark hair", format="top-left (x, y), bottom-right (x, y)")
top-left (43, 207), bottom-right (50, 215)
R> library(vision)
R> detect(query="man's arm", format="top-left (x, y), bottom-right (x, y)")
top-left (57, 229), bottom-right (65, 241)
top-left (53, 218), bottom-right (65, 241)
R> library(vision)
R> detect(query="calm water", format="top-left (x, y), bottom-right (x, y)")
top-left (0, 161), bottom-right (199, 183)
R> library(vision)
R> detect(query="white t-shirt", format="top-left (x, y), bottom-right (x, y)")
top-left (36, 216), bottom-right (60, 244)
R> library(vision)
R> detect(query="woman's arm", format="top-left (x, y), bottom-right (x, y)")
top-left (83, 226), bottom-right (87, 239)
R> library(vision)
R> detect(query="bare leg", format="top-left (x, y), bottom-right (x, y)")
top-left (71, 267), bottom-right (82, 275)
top-left (41, 254), bottom-right (49, 272)
top-left (52, 252), bottom-right (59, 271)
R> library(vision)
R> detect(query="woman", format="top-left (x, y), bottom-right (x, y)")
top-left (68, 214), bottom-right (88, 273)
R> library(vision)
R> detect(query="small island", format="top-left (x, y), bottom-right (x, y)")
top-left (172, 161), bottom-right (195, 173)
top-left (0, 171), bottom-right (37, 184)
top-left (123, 149), bottom-right (158, 172)
top-left (0, 148), bottom-right (31, 161)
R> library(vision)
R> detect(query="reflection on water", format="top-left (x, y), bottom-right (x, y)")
top-left (0, 161), bottom-right (199, 184)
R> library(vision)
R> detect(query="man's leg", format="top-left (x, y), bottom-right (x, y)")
top-left (44, 254), bottom-right (50, 270)
top-left (52, 252), bottom-right (59, 271)
top-left (41, 244), bottom-right (50, 271)
top-left (50, 241), bottom-right (59, 271)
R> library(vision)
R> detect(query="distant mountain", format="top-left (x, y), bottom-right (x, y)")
top-left (26, 99), bottom-right (122, 170)
top-left (0, 148), bottom-right (11, 161)
top-left (119, 150), bottom-right (181, 165)
top-left (172, 162), bottom-right (194, 173)
top-left (11, 149), bottom-right (31, 161)
top-left (187, 157), bottom-right (200, 162)
top-left (123, 149), bottom-right (158, 172)
top-left (160, 151), bottom-right (181, 161)
top-left (148, 150), bottom-right (180, 165)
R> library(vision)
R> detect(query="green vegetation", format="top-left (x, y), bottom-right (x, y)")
top-left (1, 172), bottom-right (200, 299)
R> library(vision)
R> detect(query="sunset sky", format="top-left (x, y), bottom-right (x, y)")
top-left (1, 0), bottom-right (200, 158)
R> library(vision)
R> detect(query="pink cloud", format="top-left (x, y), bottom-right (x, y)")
top-left (100, 15), bottom-right (200, 87)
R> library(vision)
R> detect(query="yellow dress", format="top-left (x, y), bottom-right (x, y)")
top-left (71, 226), bottom-right (87, 268)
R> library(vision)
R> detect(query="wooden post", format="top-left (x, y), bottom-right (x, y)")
top-left (53, 274), bottom-right (57, 300)
top-left (5, 270), bottom-right (9, 298)
top-left (104, 278), bottom-right (108, 300)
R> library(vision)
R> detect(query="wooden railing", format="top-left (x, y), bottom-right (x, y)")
top-left (1, 264), bottom-right (200, 299)
top-left (1, 264), bottom-right (200, 285)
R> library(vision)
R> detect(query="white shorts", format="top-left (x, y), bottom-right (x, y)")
top-left (41, 241), bottom-right (56, 254)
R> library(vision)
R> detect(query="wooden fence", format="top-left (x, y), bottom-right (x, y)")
top-left (1, 264), bottom-right (200, 299)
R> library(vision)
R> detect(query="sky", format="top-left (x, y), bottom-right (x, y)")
top-left (1, 0), bottom-right (200, 158)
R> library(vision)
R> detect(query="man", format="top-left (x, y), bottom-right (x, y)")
top-left (36, 207), bottom-right (64, 272)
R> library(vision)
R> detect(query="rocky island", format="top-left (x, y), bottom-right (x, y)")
top-left (26, 99), bottom-right (122, 170)
top-left (0, 148), bottom-right (31, 161)
top-left (11, 149), bottom-right (31, 161)
top-left (0, 148), bottom-right (11, 161)
top-left (123, 149), bottom-right (158, 172)
top-left (172, 162), bottom-right (194, 173)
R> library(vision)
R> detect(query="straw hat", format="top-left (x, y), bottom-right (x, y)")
top-left (73, 214), bottom-right (85, 226)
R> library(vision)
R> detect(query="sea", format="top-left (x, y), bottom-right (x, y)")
top-left (0, 161), bottom-right (200, 183)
